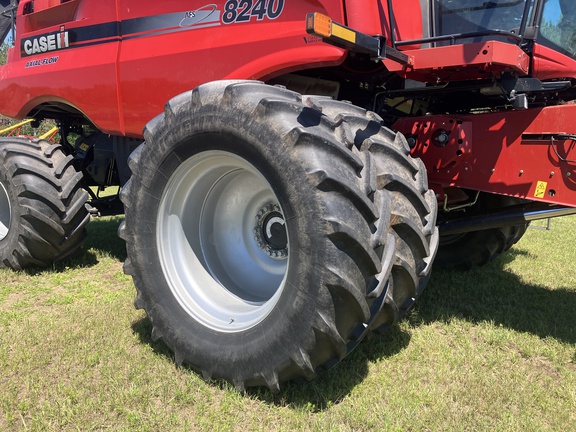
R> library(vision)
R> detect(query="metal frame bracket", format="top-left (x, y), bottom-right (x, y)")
top-left (305, 12), bottom-right (409, 64)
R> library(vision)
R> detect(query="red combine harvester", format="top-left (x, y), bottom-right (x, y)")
top-left (0, 0), bottom-right (574, 390)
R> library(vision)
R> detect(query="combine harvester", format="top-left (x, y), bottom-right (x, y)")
top-left (0, 0), bottom-right (574, 390)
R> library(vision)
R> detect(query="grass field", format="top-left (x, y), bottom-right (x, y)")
top-left (1, 214), bottom-right (575, 431)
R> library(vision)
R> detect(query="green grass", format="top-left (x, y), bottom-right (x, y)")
top-left (1, 215), bottom-right (575, 431)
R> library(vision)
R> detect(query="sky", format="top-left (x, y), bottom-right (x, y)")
top-left (545, 0), bottom-right (562, 22)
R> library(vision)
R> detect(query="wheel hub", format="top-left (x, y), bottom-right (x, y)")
top-left (254, 204), bottom-right (288, 259)
top-left (157, 151), bottom-right (289, 332)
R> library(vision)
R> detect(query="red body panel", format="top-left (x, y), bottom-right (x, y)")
top-left (116, 1), bottom-right (346, 136)
top-left (0, 0), bottom-right (575, 209)
top-left (532, 44), bottom-right (576, 81)
top-left (385, 41), bottom-right (576, 84)
top-left (384, 41), bottom-right (531, 82)
top-left (0, 0), bottom-right (429, 136)
top-left (0, 0), bottom-right (350, 136)
top-left (394, 105), bottom-right (576, 207)
top-left (346, 0), bottom-right (423, 45)
top-left (0, 0), bottom-right (122, 133)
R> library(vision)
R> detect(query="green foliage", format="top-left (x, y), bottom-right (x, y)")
top-left (0, 116), bottom-right (59, 141)
top-left (0, 42), bottom-right (8, 66)
top-left (541, 20), bottom-right (562, 47)
top-left (540, 11), bottom-right (576, 56)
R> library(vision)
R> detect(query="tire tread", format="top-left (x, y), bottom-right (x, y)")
top-left (0, 138), bottom-right (89, 269)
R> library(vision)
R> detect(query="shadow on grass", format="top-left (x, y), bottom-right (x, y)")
top-left (266, 252), bottom-right (576, 407)
top-left (128, 246), bottom-right (576, 409)
top-left (131, 313), bottom-right (411, 410)
top-left (410, 249), bottom-right (576, 345)
top-left (248, 327), bottom-right (411, 410)
top-left (82, 215), bottom-right (127, 261)
top-left (132, 316), bottom-right (178, 360)
top-left (105, 217), bottom-right (575, 408)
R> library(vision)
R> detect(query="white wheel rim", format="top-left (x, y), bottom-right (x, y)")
top-left (0, 182), bottom-right (11, 241)
top-left (157, 151), bottom-right (289, 332)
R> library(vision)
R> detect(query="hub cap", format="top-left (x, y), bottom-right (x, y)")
top-left (254, 204), bottom-right (288, 259)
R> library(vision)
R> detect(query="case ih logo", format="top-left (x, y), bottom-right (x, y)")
top-left (22, 31), bottom-right (70, 57)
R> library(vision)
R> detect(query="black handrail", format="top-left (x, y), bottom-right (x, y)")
top-left (389, 0), bottom-right (534, 49)
top-left (395, 29), bottom-right (523, 47)
top-left (516, 0), bottom-right (534, 46)
top-left (387, 0), bottom-right (397, 49)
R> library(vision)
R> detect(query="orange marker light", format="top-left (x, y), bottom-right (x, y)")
top-left (306, 12), bottom-right (332, 38)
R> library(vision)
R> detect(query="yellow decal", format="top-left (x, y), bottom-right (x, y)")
top-left (534, 181), bottom-right (547, 198)
top-left (332, 24), bottom-right (356, 44)
top-left (79, 143), bottom-right (90, 152)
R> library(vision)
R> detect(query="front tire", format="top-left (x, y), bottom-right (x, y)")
top-left (0, 138), bottom-right (89, 269)
top-left (120, 81), bottom-right (438, 390)
top-left (435, 192), bottom-right (528, 270)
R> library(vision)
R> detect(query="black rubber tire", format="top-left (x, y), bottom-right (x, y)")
top-left (0, 137), bottom-right (89, 269)
top-left (435, 193), bottom-right (528, 270)
top-left (119, 81), bottom-right (438, 391)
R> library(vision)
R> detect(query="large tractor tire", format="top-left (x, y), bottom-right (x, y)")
top-left (0, 138), bottom-right (89, 269)
top-left (435, 193), bottom-right (528, 270)
top-left (120, 81), bottom-right (438, 391)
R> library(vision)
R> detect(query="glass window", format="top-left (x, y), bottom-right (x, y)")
top-left (540, 0), bottom-right (576, 57)
top-left (436, 0), bottom-right (532, 43)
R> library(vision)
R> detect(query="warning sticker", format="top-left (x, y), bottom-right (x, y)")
top-left (534, 181), bottom-right (547, 198)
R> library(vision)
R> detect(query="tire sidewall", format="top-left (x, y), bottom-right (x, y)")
top-left (129, 111), bottom-right (330, 379)
top-left (0, 160), bottom-right (22, 263)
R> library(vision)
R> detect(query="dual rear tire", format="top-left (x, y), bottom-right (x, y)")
top-left (120, 81), bottom-right (439, 390)
top-left (435, 193), bottom-right (528, 270)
